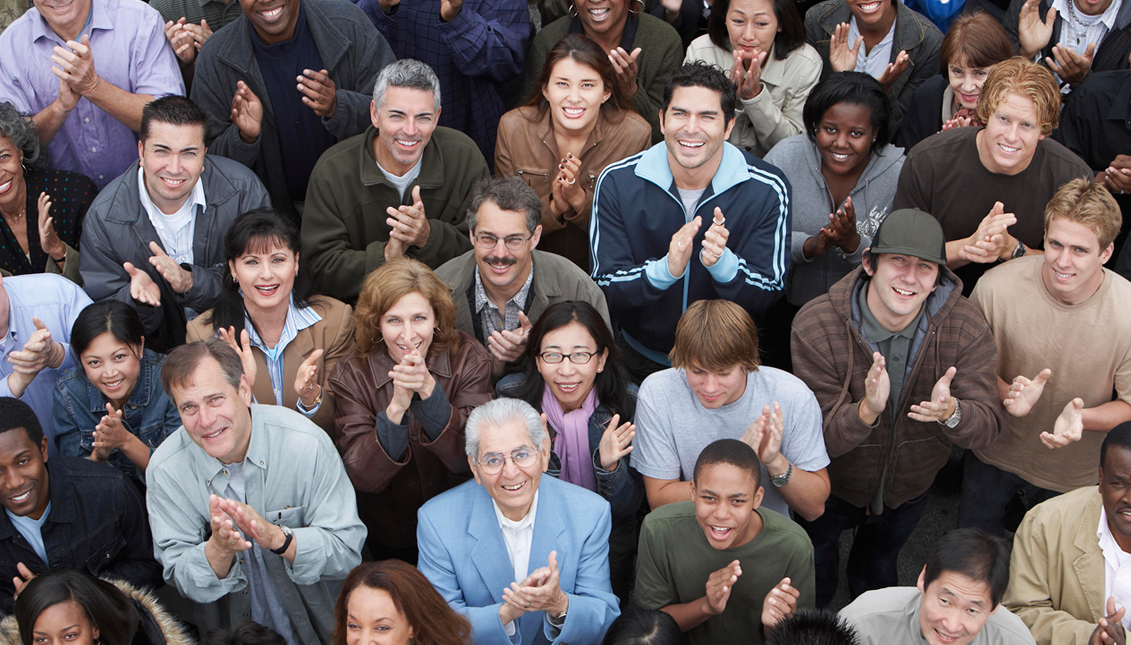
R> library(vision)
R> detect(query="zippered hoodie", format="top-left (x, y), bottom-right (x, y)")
top-left (590, 142), bottom-right (791, 362)
top-left (764, 133), bottom-right (905, 306)
top-left (790, 265), bottom-right (1001, 508)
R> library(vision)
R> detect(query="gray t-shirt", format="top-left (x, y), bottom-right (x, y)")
top-left (633, 367), bottom-right (830, 516)
top-left (840, 586), bottom-right (1036, 645)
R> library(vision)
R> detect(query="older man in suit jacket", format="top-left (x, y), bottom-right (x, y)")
top-left (416, 397), bottom-right (620, 645)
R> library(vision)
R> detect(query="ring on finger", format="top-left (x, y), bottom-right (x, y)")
top-left (565, 178), bottom-right (576, 185)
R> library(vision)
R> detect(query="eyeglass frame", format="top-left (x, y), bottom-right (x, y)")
top-left (472, 232), bottom-right (535, 251)
top-left (472, 446), bottom-right (541, 474)
top-left (537, 351), bottom-right (601, 365)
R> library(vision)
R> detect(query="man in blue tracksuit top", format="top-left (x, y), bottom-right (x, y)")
top-left (589, 61), bottom-right (792, 382)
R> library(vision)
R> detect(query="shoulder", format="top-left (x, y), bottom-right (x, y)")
top-left (254, 404), bottom-right (336, 450)
top-left (758, 507), bottom-right (815, 548)
top-left (420, 478), bottom-right (483, 520)
top-left (305, 0), bottom-right (373, 27)
top-left (638, 369), bottom-right (687, 402)
top-left (805, 0), bottom-right (849, 26)
top-left (619, 110), bottom-right (652, 137)
top-left (203, 154), bottom-right (264, 192)
top-left (635, 12), bottom-right (682, 49)
top-left (431, 127), bottom-right (489, 172)
top-left (1035, 138), bottom-right (1093, 176)
top-left (87, 164), bottom-right (142, 213)
top-left (311, 130), bottom-right (369, 175)
top-left (533, 250), bottom-right (597, 286)
top-left (533, 16), bottom-right (570, 45)
top-left (432, 125), bottom-right (483, 153)
top-left (976, 256), bottom-right (1041, 293)
top-left (308, 296), bottom-right (352, 327)
top-left (686, 35), bottom-right (729, 67)
top-left (496, 373), bottom-right (526, 398)
top-left (765, 133), bottom-right (813, 165)
top-left (751, 366), bottom-right (819, 401)
top-left (938, 292), bottom-right (992, 336)
top-left (500, 106), bottom-right (541, 130)
top-left (896, 0), bottom-right (943, 41)
top-left (542, 475), bottom-right (610, 523)
top-left (906, 127), bottom-right (976, 160)
top-left (449, 329), bottom-right (492, 365)
top-left (6, 273), bottom-right (89, 305)
top-left (148, 429), bottom-right (196, 474)
top-left (641, 500), bottom-right (698, 535)
top-left (782, 42), bottom-right (823, 71)
top-left (982, 605), bottom-right (1042, 644)
top-left (434, 251), bottom-right (477, 287)
top-left (840, 587), bottom-right (919, 622)
top-left (1022, 486), bottom-right (1100, 534)
top-left (101, 0), bottom-right (166, 28)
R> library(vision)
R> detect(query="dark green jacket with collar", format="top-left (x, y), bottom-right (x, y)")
top-left (301, 124), bottom-right (489, 302)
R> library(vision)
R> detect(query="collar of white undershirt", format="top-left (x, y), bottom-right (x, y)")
top-left (1052, 0), bottom-right (1120, 31)
top-left (1098, 506), bottom-right (1131, 567)
top-left (492, 489), bottom-right (540, 532)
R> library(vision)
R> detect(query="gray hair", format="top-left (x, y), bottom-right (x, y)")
top-left (0, 102), bottom-right (45, 170)
top-left (465, 398), bottom-right (547, 458)
top-left (465, 177), bottom-right (542, 233)
top-left (371, 59), bottom-right (442, 113)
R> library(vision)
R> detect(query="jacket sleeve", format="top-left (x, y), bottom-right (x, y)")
top-left (1004, 509), bottom-right (1097, 645)
top-left (495, 118), bottom-right (563, 235)
top-left (106, 473), bottom-right (165, 591)
top-left (53, 386), bottom-right (86, 457)
top-left (740, 58), bottom-right (820, 152)
top-left (437, 0), bottom-right (531, 85)
top-left (78, 207), bottom-right (167, 336)
top-left (548, 503), bottom-right (620, 645)
top-left (190, 45), bottom-right (261, 168)
top-left (311, 302), bottom-right (356, 434)
top-left (302, 166), bottom-right (380, 302)
top-left (941, 310), bottom-right (1001, 450)
top-left (892, 21), bottom-right (942, 123)
top-left (635, 23), bottom-right (684, 142)
top-left (592, 454), bottom-right (644, 524)
top-left (321, 23), bottom-right (396, 141)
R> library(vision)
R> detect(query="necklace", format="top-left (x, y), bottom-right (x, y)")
top-left (1, 208), bottom-right (25, 224)
top-left (1064, 0), bottom-right (1088, 49)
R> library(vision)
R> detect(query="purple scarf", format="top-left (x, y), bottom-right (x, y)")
top-left (542, 385), bottom-right (599, 492)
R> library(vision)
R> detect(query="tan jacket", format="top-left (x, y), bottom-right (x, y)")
top-left (495, 105), bottom-right (651, 269)
top-left (186, 296), bottom-right (355, 435)
top-left (1004, 486), bottom-right (1105, 645)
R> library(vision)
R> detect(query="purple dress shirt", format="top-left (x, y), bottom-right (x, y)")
top-left (0, 0), bottom-right (185, 189)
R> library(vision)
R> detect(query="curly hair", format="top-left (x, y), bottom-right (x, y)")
top-left (354, 258), bottom-right (458, 358)
top-left (0, 102), bottom-right (46, 170)
top-left (975, 56), bottom-right (1060, 135)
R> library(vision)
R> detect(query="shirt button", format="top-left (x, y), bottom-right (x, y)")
top-left (98, 175), bottom-right (103, 179)
top-left (84, 117), bottom-right (89, 123)
top-left (91, 147), bottom-right (97, 152)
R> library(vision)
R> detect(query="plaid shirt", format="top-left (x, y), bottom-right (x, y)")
top-left (474, 265), bottom-right (533, 342)
top-left (359, 0), bottom-right (531, 164)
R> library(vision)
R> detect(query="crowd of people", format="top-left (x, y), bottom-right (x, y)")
top-left (0, 0), bottom-right (1129, 642)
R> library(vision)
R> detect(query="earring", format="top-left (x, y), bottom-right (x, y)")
top-left (568, 2), bottom-right (578, 17)
top-left (433, 326), bottom-right (443, 338)
top-left (631, 0), bottom-right (645, 13)
top-left (232, 276), bottom-right (238, 285)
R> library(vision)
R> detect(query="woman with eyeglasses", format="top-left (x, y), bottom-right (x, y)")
top-left (329, 258), bottom-right (493, 564)
top-left (495, 300), bottom-right (642, 598)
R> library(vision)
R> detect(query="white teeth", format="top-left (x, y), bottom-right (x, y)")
top-left (396, 139), bottom-right (420, 147)
top-left (162, 177), bottom-right (185, 185)
top-left (255, 285), bottom-right (279, 293)
top-left (563, 107), bottom-right (584, 117)
top-left (0, 180), bottom-right (11, 193)
top-left (260, 6), bottom-right (282, 18)
top-left (858, 1), bottom-right (880, 10)
top-left (1055, 270), bottom-right (1072, 279)
top-left (105, 379), bottom-right (123, 387)
top-left (502, 482), bottom-right (525, 491)
top-left (709, 525), bottom-right (732, 535)
top-left (558, 383), bottom-right (579, 392)
top-left (679, 141), bottom-right (705, 148)
top-left (998, 144), bottom-right (1019, 153)
top-left (831, 152), bottom-right (850, 161)
top-left (893, 287), bottom-right (913, 295)
top-left (10, 491), bottom-right (30, 503)
top-left (589, 7), bottom-right (609, 18)
top-left (203, 428), bottom-right (223, 439)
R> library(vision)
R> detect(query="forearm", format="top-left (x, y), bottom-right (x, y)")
top-left (120, 433), bottom-right (152, 472)
top-left (644, 478), bottom-right (693, 509)
top-left (1083, 399), bottom-right (1131, 432)
top-left (771, 462), bottom-right (830, 522)
top-left (83, 81), bottom-right (152, 132)
top-left (660, 598), bottom-right (714, 632)
top-left (32, 100), bottom-right (71, 146)
top-left (945, 239), bottom-right (973, 269)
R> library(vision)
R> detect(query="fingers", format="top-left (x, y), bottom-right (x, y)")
top-left (301, 348), bottom-right (324, 369)
top-left (518, 310), bottom-right (533, 334)
top-left (850, 35), bottom-right (864, 56)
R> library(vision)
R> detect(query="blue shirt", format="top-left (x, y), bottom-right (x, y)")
top-left (244, 297), bottom-right (323, 416)
top-left (5, 502), bottom-right (51, 566)
top-left (0, 274), bottom-right (93, 454)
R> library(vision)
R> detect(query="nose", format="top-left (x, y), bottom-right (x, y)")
top-left (198, 403), bottom-right (218, 429)
top-left (500, 455), bottom-right (522, 478)
top-left (3, 466), bottom-right (25, 492)
top-left (402, 117), bottom-right (418, 137)
top-left (743, 23), bottom-right (758, 43)
top-left (167, 153), bottom-right (183, 175)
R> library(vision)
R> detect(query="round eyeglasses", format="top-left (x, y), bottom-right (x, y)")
top-left (473, 233), bottom-right (533, 251)
top-left (475, 447), bottom-right (539, 475)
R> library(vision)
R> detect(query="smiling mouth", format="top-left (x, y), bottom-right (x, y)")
top-left (856, 1), bottom-right (881, 11)
top-left (893, 286), bottom-right (915, 296)
top-left (397, 340), bottom-right (422, 353)
top-left (0, 180), bottom-right (11, 195)
top-left (255, 284), bottom-right (280, 296)
top-left (563, 107), bottom-right (585, 118)
top-left (679, 140), bottom-right (706, 150)
top-left (588, 7), bottom-right (610, 20)
top-left (1053, 269), bottom-right (1074, 280)
top-left (202, 427), bottom-right (225, 440)
top-left (934, 629), bottom-right (962, 643)
top-left (997, 143), bottom-right (1020, 154)
top-left (501, 481), bottom-right (526, 492)
top-left (708, 525), bottom-right (733, 539)
top-left (556, 382), bottom-right (580, 393)
top-left (39, 0), bottom-right (74, 10)
top-left (258, 5), bottom-right (283, 19)
top-left (486, 258), bottom-right (516, 273)
top-left (103, 378), bottom-right (124, 389)
top-left (395, 138), bottom-right (421, 149)
top-left (830, 151), bottom-right (851, 161)
top-left (9, 488), bottom-right (32, 504)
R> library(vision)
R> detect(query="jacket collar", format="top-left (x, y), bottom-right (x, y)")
top-left (634, 141), bottom-right (755, 199)
top-left (446, 250), bottom-right (564, 336)
top-left (359, 125), bottom-right (446, 192)
top-left (0, 459), bottom-right (78, 541)
top-left (1074, 487), bottom-right (1107, 622)
top-left (831, 264), bottom-right (963, 329)
top-left (816, 0), bottom-right (926, 51)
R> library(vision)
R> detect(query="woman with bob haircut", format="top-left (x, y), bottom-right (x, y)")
top-left (896, 12), bottom-right (1015, 150)
top-left (496, 33), bottom-right (651, 270)
top-left (187, 207), bottom-right (355, 435)
top-left (683, 0), bottom-right (822, 157)
top-left (53, 300), bottom-right (180, 484)
top-left (329, 258), bottom-right (492, 563)
top-left (333, 560), bottom-right (471, 645)
top-left (496, 300), bottom-right (643, 598)
top-left (8, 569), bottom-right (192, 645)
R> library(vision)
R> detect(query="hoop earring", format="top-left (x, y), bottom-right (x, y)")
top-left (433, 327), bottom-right (443, 338)
top-left (568, 2), bottom-right (578, 18)
top-left (631, 0), bottom-right (645, 14)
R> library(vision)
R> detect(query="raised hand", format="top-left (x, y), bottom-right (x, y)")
top-left (1018, 0), bottom-right (1056, 58)
top-left (12, 563), bottom-right (35, 600)
top-left (439, 0), bottom-right (464, 21)
top-left (704, 560), bottom-right (742, 615)
top-left (555, 153), bottom-right (586, 215)
top-left (829, 22), bottom-right (863, 73)
top-left (205, 494), bottom-right (252, 577)
top-left (909, 366), bottom-right (957, 423)
top-left (218, 327), bottom-right (257, 389)
top-left (598, 413), bottom-right (635, 472)
top-left (390, 348), bottom-right (436, 399)
top-left (941, 115), bottom-right (974, 131)
top-left (859, 352), bottom-right (889, 424)
top-left (762, 577), bottom-right (800, 630)
top-left (37, 192), bottom-right (65, 262)
top-left (91, 403), bottom-right (128, 462)
top-left (51, 35), bottom-right (99, 96)
top-left (297, 69), bottom-right (337, 118)
top-left (148, 241), bottom-right (194, 294)
top-left (1102, 155), bottom-right (1131, 194)
top-left (877, 50), bottom-right (910, 92)
top-left (487, 311), bottom-right (532, 366)
top-left (669, 216), bottom-right (703, 278)
top-left (295, 348), bottom-right (324, 408)
top-left (806, 197), bottom-right (860, 258)
top-left (731, 47), bottom-right (766, 101)
top-left (165, 18), bottom-right (197, 64)
top-left (741, 402), bottom-right (784, 467)
top-left (701, 209), bottom-right (729, 269)
top-left (1048, 42), bottom-right (1096, 87)
top-left (8, 317), bottom-right (60, 377)
top-left (1041, 397), bottom-right (1084, 449)
top-left (608, 47), bottom-right (642, 104)
top-left (124, 262), bottom-right (160, 306)
top-left (218, 497), bottom-right (288, 552)
top-left (1003, 369), bottom-right (1051, 417)
top-left (962, 202), bottom-right (1017, 264)
top-left (1089, 596), bottom-right (1127, 645)
top-left (386, 185), bottom-right (431, 248)
top-left (231, 81), bottom-right (263, 144)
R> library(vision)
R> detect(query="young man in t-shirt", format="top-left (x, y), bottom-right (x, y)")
top-left (958, 178), bottom-right (1131, 536)
top-left (633, 299), bottom-right (830, 522)
top-left (635, 439), bottom-right (815, 645)
top-left (893, 56), bottom-right (1092, 295)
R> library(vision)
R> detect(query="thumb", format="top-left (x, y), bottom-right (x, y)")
top-left (630, 47), bottom-right (642, 60)
top-left (1085, 42), bottom-right (1097, 58)
top-left (80, 34), bottom-right (90, 47)
top-left (1045, 6), bottom-right (1056, 24)
top-left (992, 201), bottom-right (1004, 217)
top-left (305, 348), bottom-right (325, 365)
top-left (1072, 397), bottom-right (1085, 412)
top-left (412, 184), bottom-right (422, 206)
top-left (518, 310), bottom-right (532, 332)
top-left (1034, 368), bottom-right (1052, 385)
top-left (149, 241), bottom-right (167, 257)
top-left (548, 550), bottom-right (559, 571)
top-left (32, 317), bottom-right (46, 331)
top-left (123, 261), bottom-right (138, 276)
top-left (942, 366), bottom-right (957, 385)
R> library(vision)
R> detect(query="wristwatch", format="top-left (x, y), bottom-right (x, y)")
top-left (548, 607), bottom-right (568, 627)
top-left (940, 400), bottom-right (962, 429)
top-left (271, 525), bottom-right (294, 555)
top-left (771, 462), bottom-right (793, 488)
top-left (1011, 238), bottom-right (1026, 259)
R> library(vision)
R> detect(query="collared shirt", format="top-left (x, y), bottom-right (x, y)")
top-left (137, 167), bottom-right (206, 268)
top-left (244, 297), bottom-right (323, 416)
top-left (492, 489), bottom-right (540, 637)
top-left (6, 502), bottom-right (52, 566)
top-left (1098, 507), bottom-right (1131, 630)
top-left (848, 16), bottom-right (897, 79)
top-left (474, 264), bottom-right (533, 343)
top-left (1053, 0), bottom-right (1120, 58)
top-left (0, 274), bottom-right (91, 454)
top-left (0, 0), bottom-right (184, 188)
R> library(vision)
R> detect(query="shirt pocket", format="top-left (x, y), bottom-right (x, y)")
top-left (515, 168), bottom-right (552, 195)
top-left (265, 506), bottom-right (305, 529)
top-left (83, 531), bottom-right (126, 576)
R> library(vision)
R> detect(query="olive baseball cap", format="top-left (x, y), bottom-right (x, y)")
top-left (869, 208), bottom-right (947, 266)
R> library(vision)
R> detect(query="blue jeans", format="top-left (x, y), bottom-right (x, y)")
top-left (795, 491), bottom-right (931, 608)
top-left (956, 451), bottom-right (1061, 537)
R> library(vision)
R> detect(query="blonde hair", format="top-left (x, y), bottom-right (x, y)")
top-left (1043, 178), bottom-right (1122, 250)
top-left (669, 300), bottom-right (761, 373)
top-left (354, 258), bottom-right (458, 357)
top-left (976, 56), bottom-right (1060, 135)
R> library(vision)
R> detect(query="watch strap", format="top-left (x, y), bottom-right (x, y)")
top-left (270, 525), bottom-right (294, 555)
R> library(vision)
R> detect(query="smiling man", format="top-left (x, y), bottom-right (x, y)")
top-left (80, 96), bottom-right (270, 351)
top-left (303, 59), bottom-right (490, 303)
top-left (634, 438), bottom-right (815, 645)
top-left (147, 338), bottom-right (365, 645)
top-left (893, 57), bottom-right (1092, 296)
top-left (590, 61), bottom-right (791, 382)
top-left (416, 397), bottom-right (620, 645)
top-left (1004, 422), bottom-right (1131, 645)
top-left (958, 179), bottom-right (1131, 538)
top-left (435, 178), bottom-right (609, 376)
top-left (791, 208), bottom-right (1001, 607)
top-left (0, 396), bottom-right (161, 615)
top-left (840, 528), bottom-right (1034, 645)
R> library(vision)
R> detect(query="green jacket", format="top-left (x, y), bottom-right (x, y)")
top-left (301, 125), bottom-right (490, 302)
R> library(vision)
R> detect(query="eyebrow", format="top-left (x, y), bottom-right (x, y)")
top-left (152, 143), bottom-right (201, 152)
top-left (701, 487), bottom-right (748, 500)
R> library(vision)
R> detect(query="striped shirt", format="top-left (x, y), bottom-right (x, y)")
top-left (244, 297), bottom-right (323, 417)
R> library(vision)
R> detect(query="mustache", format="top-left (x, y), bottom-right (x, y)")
top-left (484, 256), bottom-right (516, 267)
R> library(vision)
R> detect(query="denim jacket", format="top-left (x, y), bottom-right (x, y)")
top-left (0, 457), bottom-right (163, 614)
top-left (496, 376), bottom-right (644, 524)
top-left (52, 348), bottom-right (181, 484)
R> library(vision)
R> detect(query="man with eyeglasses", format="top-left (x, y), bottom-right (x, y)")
top-left (302, 59), bottom-right (491, 303)
top-left (417, 397), bottom-right (621, 645)
top-left (436, 178), bottom-right (610, 377)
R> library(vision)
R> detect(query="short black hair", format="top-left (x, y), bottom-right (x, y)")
top-left (706, 0), bottom-right (805, 60)
top-left (602, 606), bottom-right (687, 645)
top-left (766, 609), bottom-right (859, 645)
top-left (923, 528), bottom-right (1010, 608)
top-left (140, 95), bottom-right (208, 143)
top-left (0, 397), bottom-right (43, 445)
top-left (204, 621), bottom-right (287, 645)
top-left (662, 62), bottom-right (738, 129)
top-left (16, 570), bottom-right (140, 645)
top-left (693, 438), bottom-right (761, 488)
top-left (802, 72), bottom-right (893, 153)
top-left (1101, 421), bottom-right (1131, 469)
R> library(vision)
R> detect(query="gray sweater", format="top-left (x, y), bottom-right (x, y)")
top-left (765, 133), bottom-right (904, 306)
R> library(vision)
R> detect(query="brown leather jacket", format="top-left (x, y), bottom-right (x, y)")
top-left (329, 329), bottom-right (492, 548)
top-left (495, 105), bottom-right (651, 269)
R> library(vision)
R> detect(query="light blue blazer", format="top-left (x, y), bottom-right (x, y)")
top-left (417, 475), bottom-right (620, 645)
